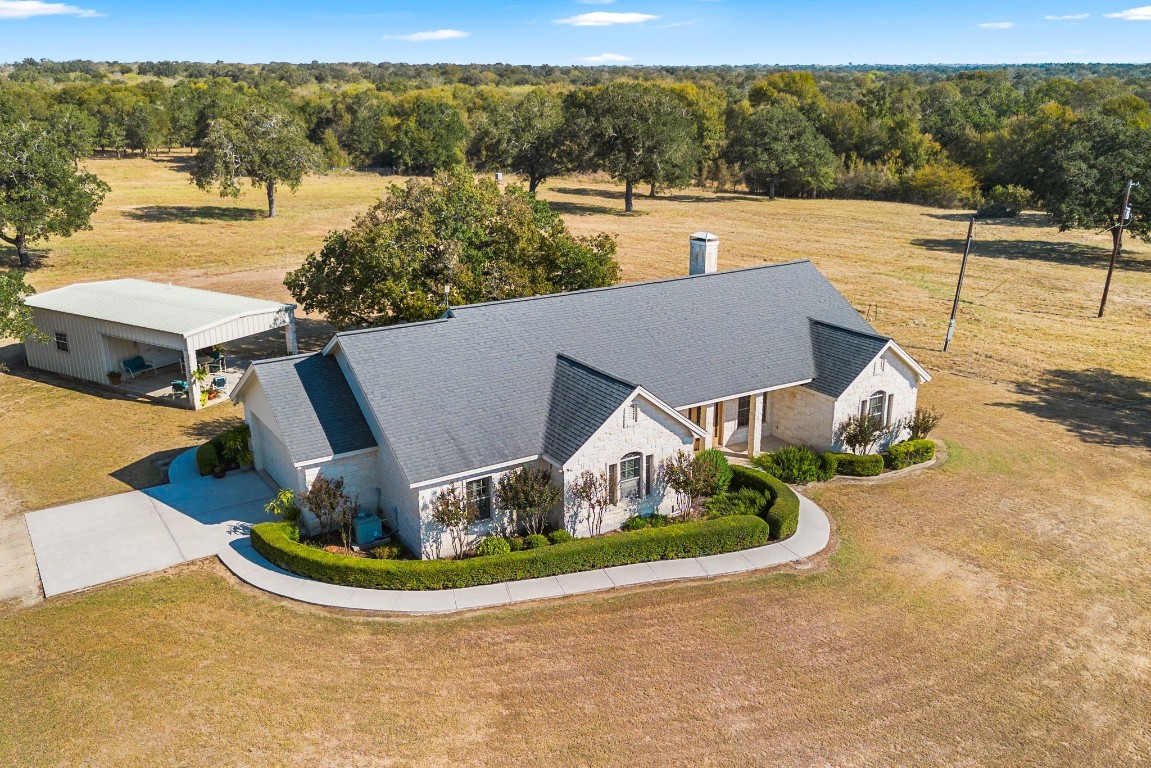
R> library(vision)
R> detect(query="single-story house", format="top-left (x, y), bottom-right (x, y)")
top-left (231, 234), bottom-right (929, 557)
top-left (24, 279), bottom-right (298, 409)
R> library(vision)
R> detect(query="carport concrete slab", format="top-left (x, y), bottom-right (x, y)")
top-left (25, 493), bottom-right (185, 596)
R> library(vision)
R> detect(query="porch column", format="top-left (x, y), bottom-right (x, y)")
top-left (184, 342), bottom-right (202, 411)
top-left (703, 403), bottom-right (716, 450)
top-left (747, 393), bottom-right (763, 460)
top-left (285, 311), bottom-right (298, 355)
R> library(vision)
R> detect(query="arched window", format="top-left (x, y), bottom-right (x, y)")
top-left (619, 452), bottom-right (642, 500)
top-left (866, 390), bottom-right (888, 425)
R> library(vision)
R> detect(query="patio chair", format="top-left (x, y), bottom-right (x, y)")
top-left (171, 380), bottom-right (188, 397)
top-left (120, 356), bottom-right (157, 380)
top-left (211, 375), bottom-right (227, 390)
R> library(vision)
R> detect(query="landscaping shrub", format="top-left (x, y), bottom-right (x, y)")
top-left (525, 533), bottom-right (550, 549)
top-left (752, 445), bottom-right (830, 484)
top-left (620, 516), bottom-right (650, 531)
top-left (473, 536), bottom-right (511, 557)
top-left (692, 449), bottom-right (732, 496)
top-left (507, 536), bottom-right (527, 552)
top-left (728, 465), bottom-right (800, 539)
top-left (885, 439), bottom-right (936, 470)
top-left (647, 513), bottom-right (672, 528)
top-left (705, 487), bottom-right (768, 518)
top-left (827, 452), bottom-right (884, 477)
top-left (367, 542), bottom-right (406, 559)
top-left (547, 530), bottom-right (573, 545)
top-left (820, 452), bottom-right (839, 477)
top-left (250, 515), bottom-right (771, 591)
top-left (195, 442), bottom-right (219, 475)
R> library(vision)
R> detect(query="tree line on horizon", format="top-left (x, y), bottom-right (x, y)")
top-left (1, 59), bottom-right (1149, 217)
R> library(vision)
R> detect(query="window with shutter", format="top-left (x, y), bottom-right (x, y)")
top-left (608, 463), bottom-right (619, 505)
top-left (886, 394), bottom-right (895, 426)
top-left (644, 454), bottom-right (654, 496)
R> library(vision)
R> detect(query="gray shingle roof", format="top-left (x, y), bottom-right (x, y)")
top-left (248, 353), bottom-right (376, 465)
top-left (542, 355), bottom-right (638, 464)
top-left (807, 320), bottom-right (890, 397)
top-left (329, 259), bottom-right (893, 484)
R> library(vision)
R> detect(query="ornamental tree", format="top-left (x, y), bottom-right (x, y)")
top-left (298, 473), bottom-right (358, 548)
top-left (191, 100), bottom-right (321, 217)
top-left (658, 449), bottom-right (731, 518)
top-left (496, 465), bottom-right (561, 536)
top-left (430, 484), bottom-right (473, 558)
top-left (567, 470), bottom-right (610, 537)
top-left (0, 121), bottom-right (110, 267)
top-left (285, 168), bottom-right (619, 329)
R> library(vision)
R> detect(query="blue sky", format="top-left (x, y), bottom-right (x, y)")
top-left (0, 0), bottom-right (1148, 64)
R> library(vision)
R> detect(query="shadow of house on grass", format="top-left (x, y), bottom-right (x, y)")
top-left (124, 205), bottom-right (266, 224)
top-left (911, 237), bottom-right (1151, 272)
top-left (994, 368), bottom-right (1151, 450)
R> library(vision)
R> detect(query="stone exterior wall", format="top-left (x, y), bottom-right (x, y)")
top-left (832, 349), bottom-right (919, 452)
top-left (300, 449), bottom-right (380, 523)
top-left (563, 393), bottom-right (695, 535)
top-left (770, 386), bottom-right (837, 449)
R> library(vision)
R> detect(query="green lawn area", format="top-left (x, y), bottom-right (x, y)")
top-left (1, 157), bottom-right (1150, 765)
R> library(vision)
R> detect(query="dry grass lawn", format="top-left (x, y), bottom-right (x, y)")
top-left (1, 157), bottom-right (1150, 766)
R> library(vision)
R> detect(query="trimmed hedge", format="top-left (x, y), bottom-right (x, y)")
top-left (827, 452), bottom-right (884, 477)
top-left (548, 530), bottom-right (573, 545)
top-left (250, 514), bottom-right (770, 591)
top-left (195, 442), bottom-right (219, 476)
top-left (728, 465), bottom-right (801, 540)
top-left (885, 439), bottom-right (936, 470)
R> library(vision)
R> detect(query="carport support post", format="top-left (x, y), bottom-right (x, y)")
top-left (285, 312), bottom-right (298, 355)
top-left (703, 404), bottom-right (716, 450)
top-left (747, 393), bottom-right (763, 460)
top-left (184, 344), bottom-right (202, 410)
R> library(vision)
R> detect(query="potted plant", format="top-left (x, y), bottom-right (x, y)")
top-left (107, 371), bottom-right (122, 385)
top-left (220, 427), bottom-right (254, 471)
top-left (211, 463), bottom-right (227, 479)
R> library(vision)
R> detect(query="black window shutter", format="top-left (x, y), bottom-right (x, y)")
top-left (644, 455), bottom-right (654, 496)
top-left (608, 464), bottom-right (619, 505)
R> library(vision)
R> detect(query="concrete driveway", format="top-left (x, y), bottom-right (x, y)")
top-left (25, 471), bottom-right (277, 597)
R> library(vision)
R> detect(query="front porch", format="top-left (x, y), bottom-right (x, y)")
top-left (113, 358), bottom-right (249, 408)
top-left (681, 384), bottom-right (833, 460)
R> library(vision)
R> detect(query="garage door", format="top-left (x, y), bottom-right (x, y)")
top-left (252, 414), bottom-right (297, 491)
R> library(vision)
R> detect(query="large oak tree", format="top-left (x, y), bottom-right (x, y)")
top-left (0, 121), bottom-right (109, 268)
top-left (284, 168), bottom-right (619, 329)
top-left (191, 100), bottom-right (321, 217)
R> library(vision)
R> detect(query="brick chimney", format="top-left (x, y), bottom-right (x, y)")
top-left (689, 232), bottom-right (718, 275)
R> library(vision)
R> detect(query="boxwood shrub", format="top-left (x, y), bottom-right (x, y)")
top-left (827, 452), bottom-right (884, 477)
top-left (195, 442), bottom-right (219, 475)
top-left (728, 465), bottom-right (801, 540)
top-left (250, 514), bottom-right (770, 591)
top-left (885, 439), bottom-right (936, 470)
top-left (473, 536), bottom-right (510, 557)
top-left (547, 530), bottom-right (573, 545)
top-left (525, 533), bottom-right (550, 549)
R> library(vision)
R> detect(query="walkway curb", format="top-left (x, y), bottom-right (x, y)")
top-left (166, 447), bottom-right (202, 484)
top-left (217, 492), bottom-right (832, 615)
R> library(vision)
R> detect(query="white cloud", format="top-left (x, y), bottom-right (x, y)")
top-left (555, 11), bottom-right (659, 26)
top-left (1104, 5), bottom-right (1151, 19)
top-left (978, 21), bottom-right (1015, 28)
top-left (1044, 13), bottom-right (1089, 19)
top-left (659, 19), bottom-right (697, 28)
top-left (0, 0), bottom-right (101, 18)
top-left (578, 52), bottom-right (633, 62)
top-left (384, 28), bottom-right (470, 41)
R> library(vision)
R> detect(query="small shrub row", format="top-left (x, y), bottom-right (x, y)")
top-left (250, 514), bottom-right (770, 591)
top-left (884, 439), bottom-right (936, 470)
top-left (728, 465), bottom-right (800, 540)
top-left (195, 423), bottom-right (253, 476)
top-left (752, 445), bottom-right (835, 484)
top-left (705, 487), bottom-right (769, 518)
top-left (620, 513), bottom-right (672, 531)
top-left (825, 452), bottom-right (884, 477)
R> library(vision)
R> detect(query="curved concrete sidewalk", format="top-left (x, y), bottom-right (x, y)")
top-left (218, 492), bottom-right (832, 614)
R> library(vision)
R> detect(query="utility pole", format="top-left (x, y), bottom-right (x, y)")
top-left (1098, 179), bottom-right (1136, 318)
top-left (943, 215), bottom-right (975, 352)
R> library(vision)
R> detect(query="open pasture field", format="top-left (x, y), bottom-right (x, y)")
top-left (1, 156), bottom-right (1150, 766)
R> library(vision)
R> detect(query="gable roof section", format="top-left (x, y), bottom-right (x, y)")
top-left (807, 320), bottom-right (892, 397)
top-left (244, 353), bottom-right (376, 465)
top-left (542, 355), bottom-right (639, 464)
top-left (328, 260), bottom-right (897, 485)
top-left (25, 279), bottom-right (293, 337)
